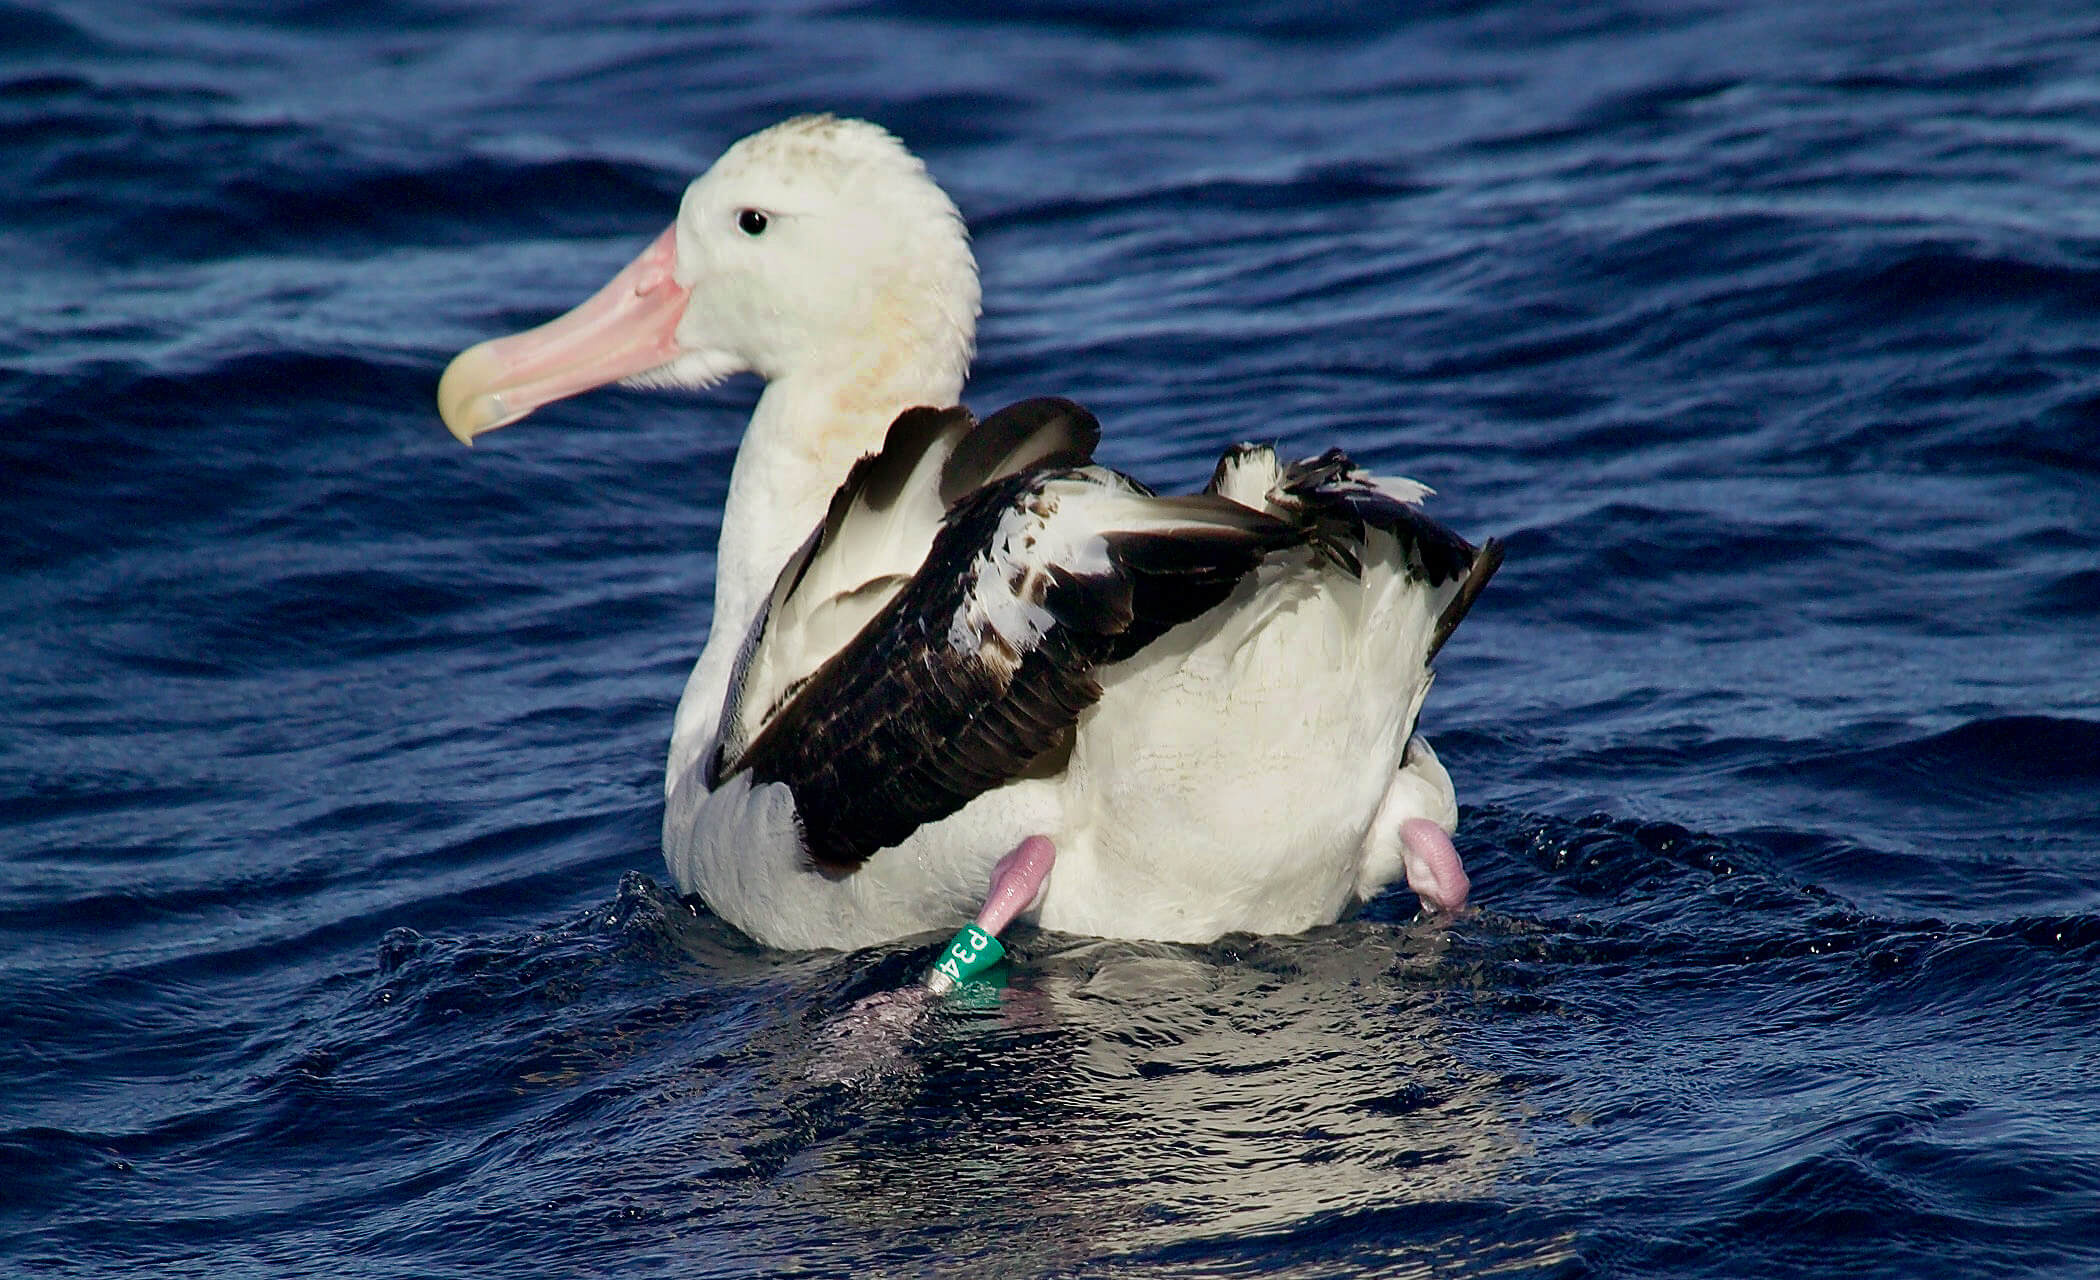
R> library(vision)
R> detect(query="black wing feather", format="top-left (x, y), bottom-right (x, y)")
top-left (939, 396), bottom-right (1102, 506)
top-left (1427, 536), bottom-right (1503, 662)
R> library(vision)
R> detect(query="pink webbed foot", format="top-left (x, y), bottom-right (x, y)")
top-left (975, 835), bottom-right (1056, 934)
top-left (922, 835), bottom-right (1057, 995)
top-left (1399, 817), bottom-right (1470, 915)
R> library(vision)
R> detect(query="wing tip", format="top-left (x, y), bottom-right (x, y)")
top-left (1426, 535), bottom-right (1504, 662)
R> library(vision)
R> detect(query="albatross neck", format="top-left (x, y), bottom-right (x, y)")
top-left (708, 356), bottom-right (967, 656)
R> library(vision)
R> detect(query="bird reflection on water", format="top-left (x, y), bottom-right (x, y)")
top-left (682, 909), bottom-right (1561, 1275)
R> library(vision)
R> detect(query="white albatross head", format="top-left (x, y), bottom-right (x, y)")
top-left (437, 115), bottom-right (981, 444)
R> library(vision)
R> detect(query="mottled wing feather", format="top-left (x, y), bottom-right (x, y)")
top-left (722, 414), bottom-right (1502, 877)
top-left (1276, 448), bottom-right (1479, 587)
top-left (715, 401), bottom-right (1102, 780)
top-left (1215, 443), bottom-right (1503, 660)
top-left (731, 471), bottom-right (1298, 873)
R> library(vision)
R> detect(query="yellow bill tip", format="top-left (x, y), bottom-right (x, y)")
top-left (436, 341), bottom-right (528, 445)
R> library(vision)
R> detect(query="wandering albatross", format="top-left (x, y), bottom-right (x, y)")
top-left (437, 115), bottom-right (1502, 952)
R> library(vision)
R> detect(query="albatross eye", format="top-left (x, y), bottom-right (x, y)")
top-left (737, 209), bottom-right (769, 237)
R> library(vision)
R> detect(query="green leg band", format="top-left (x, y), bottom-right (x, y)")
top-left (924, 924), bottom-right (1006, 994)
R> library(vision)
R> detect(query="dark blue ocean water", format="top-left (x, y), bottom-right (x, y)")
top-left (5, 1), bottom-right (2099, 1275)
